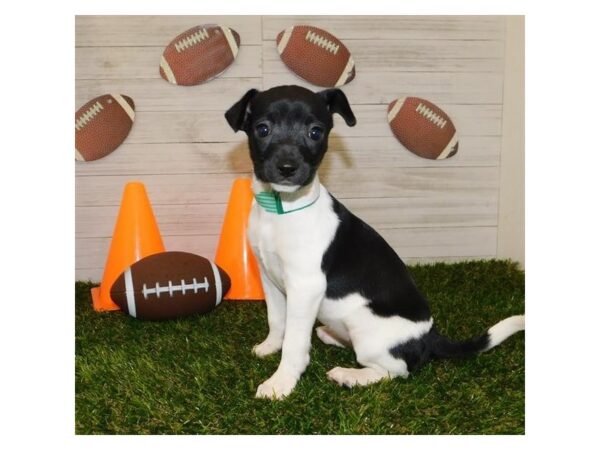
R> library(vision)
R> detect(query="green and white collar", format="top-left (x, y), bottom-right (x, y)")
top-left (253, 178), bottom-right (321, 215)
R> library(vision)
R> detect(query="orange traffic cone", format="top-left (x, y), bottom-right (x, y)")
top-left (91, 181), bottom-right (165, 311)
top-left (215, 178), bottom-right (265, 301)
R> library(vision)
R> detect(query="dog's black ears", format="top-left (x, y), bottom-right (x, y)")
top-left (319, 89), bottom-right (357, 127)
top-left (225, 89), bottom-right (259, 132)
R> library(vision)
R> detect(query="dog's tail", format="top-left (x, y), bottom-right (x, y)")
top-left (429, 315), bottom-right (525, 359)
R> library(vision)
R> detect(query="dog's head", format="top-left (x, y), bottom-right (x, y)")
top-left (225, 85), bottom-right (356, 192)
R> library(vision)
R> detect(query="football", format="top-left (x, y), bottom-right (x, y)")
top-left (276, 25), bottom-right (355, 87)
top-left (110, 251), bottom-right (231, 321)
top-left (159, 24), bottom-right (241, 86)
top-left (387, 97), bottom-right (458, 160)
top-left (75, 94), bottom-right (135, 162)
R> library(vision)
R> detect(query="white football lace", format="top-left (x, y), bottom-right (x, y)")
top-left (75, 101), bottom-right (104, 131)
top-left (305, 30), bottom-right (339, 55)
top-left (142, 277), bottom-right (210, 299)
top-left (175, 28), bottom-right (210, 53)
top-left (415, 103), bottom-right (447, 129)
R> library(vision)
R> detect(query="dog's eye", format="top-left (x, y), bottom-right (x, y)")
top-left (256, 123), bottom-right (270, 138)
top-left (308, 126), bottom-right (323, 141)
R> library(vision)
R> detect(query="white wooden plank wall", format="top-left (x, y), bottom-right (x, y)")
top-left (75, 15), bottom-right (507, 280)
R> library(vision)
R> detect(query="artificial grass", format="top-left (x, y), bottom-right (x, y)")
top-left (75, 259), bottom-right (525, 435)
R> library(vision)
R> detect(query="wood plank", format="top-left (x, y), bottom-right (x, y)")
top-left (497, 16), bottom-right (525, 267)
top-left (75, 15), bottom-right (262, 46)
top-left (74, 135), bottom-right (501, 177)
top-left (380, 226), bottom-right (497, 258)
top-left (76, 203), bottom-right (228, 238)
top-left (75, 78), bottom-right (260, 113)
top-left (72, 104), bottom-right (501, 149)
top-left (104, 111), bottom-right (245, 144)
top-left (342, 196), bottom-right (497, 229)
top-left (75, 172), bottom-right (243, 207)
top-left (401, 255), bottom-right (495, 266)
top-left (263, 39), bottom-right (505, 74)
top-left (75, 234), bottom-right (220, 271)
top-left (75, 142), bottom-right (250, 176)
top-left (75, 167), bottom-right (498, 207)
top-left (76, 72), bottom-right (502, 111)
top-left (76, 191), bottom-right (497, 240)
top-left (76, 45), bottom-right (262, 80)
top-left (319, 167), bottom-right (499, 200)
top-left (263, 71), bottom-right (503, 105)
top-left (76, 253), bottom-right (497, 282)
top-left (75, 225), bottom-right (497, 280)
top-left (262, 16), bottom-right (505, 41)
top-left (324, 136), bottom-right (501, 168)
top-left (76, 268), bottom-right (101, 282)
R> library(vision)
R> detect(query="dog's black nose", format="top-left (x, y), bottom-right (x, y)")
top-left (277, 163), bottom-right (298, 177)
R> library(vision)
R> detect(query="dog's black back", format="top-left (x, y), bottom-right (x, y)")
top-left (322, 196), bottom-right (432, 322)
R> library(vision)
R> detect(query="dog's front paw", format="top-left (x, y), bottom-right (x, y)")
top-left (252, 338), bottom-right (282, 358)
top-left (255, 370), bottom-right (297, 400)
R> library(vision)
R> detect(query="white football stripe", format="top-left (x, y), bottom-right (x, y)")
top-left (387, 97), bottom-right (405, 123)
top-left (437, 133), bottom-right (459, 159)
top-left (111, 93), bottom-right (135, 122)
top-left (124, 268), bottom-right (137, 318)
top-left (75, 148), bottom-right (85, 161)
top-left (220, 26), bottom-right (239, 58)
top-left (160, 55), bottom-right (177, 84)
top-left (209, 260), bottom-right (223, 306)
top-left (335, 56), bottom-right (355, 87)
top-left (277, 27), bottom-right (294, 55)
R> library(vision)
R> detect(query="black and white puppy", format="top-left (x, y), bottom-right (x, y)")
top-left (225, 85), bottom-right (525, 400)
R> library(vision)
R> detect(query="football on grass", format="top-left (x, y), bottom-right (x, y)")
top-left (276, 25), bottom-right (355, 87)
top-left (75, 94), bottom-right (135, 162)
top-left (110, 251), bottom-right (231, 320)
top-left (159, 24), bottom-right (241, 86)
top-left (387, 97), bottom-right (458, 160)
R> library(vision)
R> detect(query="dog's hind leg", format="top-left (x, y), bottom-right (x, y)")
top-left (316, 325), bottom-right (350, 348)
top-left (326, 327), bottom-right (412, 387)
top-left (326, 366), bottom-right (390, 387)
top-left (326, 351), bottom-right (409, 387)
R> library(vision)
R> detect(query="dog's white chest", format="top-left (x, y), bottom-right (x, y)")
top-left (248, 208), bottom-right (286, 291)
top-left (247, 183), bottom-right (339, 295)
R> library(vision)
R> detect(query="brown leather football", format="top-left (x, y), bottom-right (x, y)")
top-left (159, 24), bottom-right (241, 86)
top-left (387, 97), bottom-right (458, 160)
top-left (75, 94), bottom-right (135, 162)
top-left (276, 25), bottom-right (355, 87)
top-left (110, 251), bottom-right (231, 321)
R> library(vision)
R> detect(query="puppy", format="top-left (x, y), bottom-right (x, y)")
top-left (225, 85), bottom-right (524, 400)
